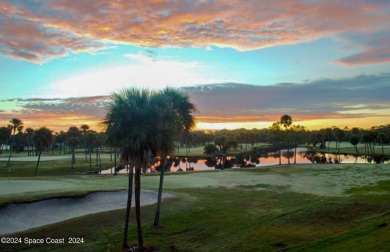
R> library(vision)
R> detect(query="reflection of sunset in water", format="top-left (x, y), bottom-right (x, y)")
top-left (100, 148), bottom-right (389, 175)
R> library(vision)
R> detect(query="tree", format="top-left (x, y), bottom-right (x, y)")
top-left (6, 118), bottom-right (23, 170)
top-left (103, 88), bottom-right (181, 250)
top-left (67, 137), bottom-right (79, 169)
top-left (214, 134), bottom-right (238, 169)
top-left (376, 131), bottom-right (388, 161)
top-left (204, 143), bottom-right (219, 155)
top-left (0, 126), bottom-right (11, 155)
top-left (33, 127), bottom-right (53, 176)
top-left (154, 87), bottom-right (196, 227)
top-left (80, 124), bottom-right (89, 135)
top-left (25, 128), bottom-right (35, 156)
top-left (349, 135), bottom-right (360, 154)
top-left (84, 132), bottom-right (98, 169)
top-left (280, 115), bottom-right (292, 129)
top-left (280, 115), bottom-right (292, 164)
top-left (332, 127), bottom-right (345, 152)
top-left (268, 122), bottom-right (283, 165)
top-left (290, 124), bottom-right (306, 164)
top-left (80, 124), bottom-right (90, 162)
top-left (66, 126), bottom-right (81, 168)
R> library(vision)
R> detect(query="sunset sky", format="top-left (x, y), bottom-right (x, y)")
top-left (1, 0), bottom-right (390, 132)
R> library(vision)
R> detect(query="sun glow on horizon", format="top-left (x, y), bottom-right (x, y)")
top-left (195, 116), bottom-right (390, 131)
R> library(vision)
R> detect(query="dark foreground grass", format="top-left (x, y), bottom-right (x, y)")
top-left (2, 180), bottom-right (390, 252)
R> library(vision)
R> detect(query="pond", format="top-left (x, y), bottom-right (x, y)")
top-left (100, 147), bottom-right (389, 174)
top-left (0, 190), bottom-right (174, 235)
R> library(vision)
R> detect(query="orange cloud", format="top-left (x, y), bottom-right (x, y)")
top-left (1, 0), bottom-right (389, 64)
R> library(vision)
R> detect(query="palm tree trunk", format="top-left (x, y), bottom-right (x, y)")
top-left (294, 144), bottom-right (297, 164)
top-left (123, 158), bottom-right (134, 249)
top-left (135, 164), bottom-right (143, 250)
top-left (381, 143), bottom-right (384, 156)
top-left (154, 155), bottom-right (166, 226)
top-left (278, 142), bottom-right (281, 165)
top-left (382, 143), bottom-right (384, 163)
top-left (287, 146), bottom-right (290, 164)
top-left (98, 147), bottom-right (102, 167)
top-left (113, 148), bottom-right (117, 174)
top-left (89, 148), bottom-right (92, 169)
top-left (34, 150), bottom-right (42, 176)
top-left (5, 148), bottom-right (12, 171)
top-left (71, 149), bottom-right (75, 169)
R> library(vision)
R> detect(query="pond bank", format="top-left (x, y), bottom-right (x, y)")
top-left (0, 190), bottom-right (174, 235)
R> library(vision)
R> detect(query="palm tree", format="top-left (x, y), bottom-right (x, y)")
top-left (84, 132), bottom-right (97, 169)
top-left (80, 124), bottom-right (89, 135)
top-left (280, 115), bottom-right (292, 164)
top-left (67, 137), bottom-right (80, 169)
top-left (25, 128), bottom-right (35, 156)
top-left (349, 135), bottom-right (360, 154)
top-left (80, 124), bottom-right (90, 161)
top-left (154, 87), bottom-right (196, 227)
top-left (269, 122), bottom-right (283, 165)
top-left (291, 124), bottom-right (306, 164)
top-left (33, 127), bottom-right (53, 176)
top-left (103, 88), bottom-right (180, 250)
top-left (376, 132), bottom-right (388, 162)
top-left (0, 126), bottom-right (11, 155)
top-left (6, 118), bottom-right (23, 170)
top-left (214, 134), bottom-right (238, 169)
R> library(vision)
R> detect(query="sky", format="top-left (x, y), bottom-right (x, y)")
top-left (0, 0), bottom-right (390, 132)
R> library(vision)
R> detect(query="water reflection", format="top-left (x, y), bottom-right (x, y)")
top-left (100, 148), bottom-right (389, 174)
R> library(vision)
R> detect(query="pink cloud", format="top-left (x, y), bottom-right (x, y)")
top-left (0, 0), bottom-right (389, 64)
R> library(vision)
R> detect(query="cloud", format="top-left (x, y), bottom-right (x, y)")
top-left (337, 31), bottom-right (390, 65)
top-left (0, 96), bottom-right (110, 131)
top-left (1, 0), bottom-right (389, 64)
top-left (124, 50), bottom-right (157, 63)
top-left (49, 60), bottom-right (208, 97)
top-left (1, 72), bottom-right (390, 131)
top-left (183, 73), bottom-right (390, 123)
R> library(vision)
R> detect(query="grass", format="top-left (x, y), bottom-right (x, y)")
top-left (0, 153), bottom-right (116, 177)
top-left (2, 184), bottom-right (390, 251)
top-left (314, 141), bottom-right (390, 157)
top-left (1, 158), bottom-right (390, 251)
top-left (172, 144), bottom-right (254, 157)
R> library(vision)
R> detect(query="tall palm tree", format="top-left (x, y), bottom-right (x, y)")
top-left (67, 137), bottom-right (80, 169)
top-left (269, 122), bottom-right (283, 165)
top-left (80, 124), bottom-right (89, 135)
top-left (6, 118), bottom-right (23, 170)
top-left (280, 115), bottom-right (292, 164)
top-left (291, 124), bottom-right (306, 164)
top-left (102, 88), bottom-right (180, 250)
top-left (33, 127), bottom-right (53, 176)
top-left (25, 128), bottom-right (35, 156)
top-left (84, 132), bottom-right (97, 169)
top-left (154, 87), bottom-right (196, 227)
top-left (80, 124), bottom-right (90, 162)
top-left (376, 132), bottom-right (387, 162)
